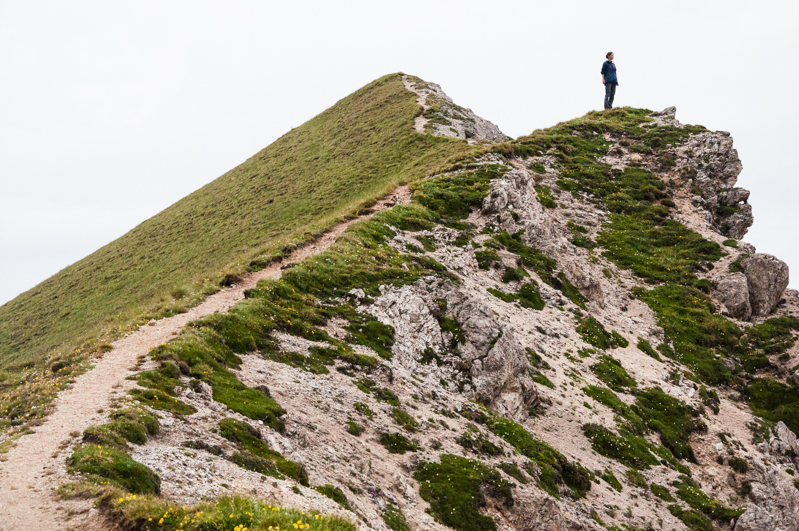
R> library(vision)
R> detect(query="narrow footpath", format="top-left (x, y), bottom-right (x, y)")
top-left (0, 187), bottom-right (409, 531)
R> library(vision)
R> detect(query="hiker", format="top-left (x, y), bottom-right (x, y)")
top-left (601, 52), bottom-right (619, 109)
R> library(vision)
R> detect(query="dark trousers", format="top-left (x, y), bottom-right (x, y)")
top-left (604, 83), bottom-right (617, 109)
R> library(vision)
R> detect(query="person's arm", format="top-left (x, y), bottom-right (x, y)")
top-left (601, 62), bottom-right (607, 84)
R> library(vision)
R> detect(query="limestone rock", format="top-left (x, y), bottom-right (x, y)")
top-left (734, 504), bottom-right (778, 531)
top-left (495, 492), bottom-right (590, 531)
top-left (716, 273), bottom-right (752, 319)
top-left (652, 106), bottom-right (676, 118)
top-left (742, 254), bottom-right (790, 316)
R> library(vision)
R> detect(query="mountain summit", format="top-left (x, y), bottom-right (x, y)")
top-left (0, 74), bottom-right (796, 531)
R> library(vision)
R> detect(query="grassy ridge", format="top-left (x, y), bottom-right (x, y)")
top-left (0, 73), bottom-right (474, 369)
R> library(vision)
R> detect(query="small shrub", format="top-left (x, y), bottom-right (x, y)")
top-left (353, 402), bottom-right (375, 419)
top-left (729, 456), bottom-right (748, 474)
top-left (346, 421), bottom-right (364, 436)
top-left (380, 433), bottom-right (418, 454)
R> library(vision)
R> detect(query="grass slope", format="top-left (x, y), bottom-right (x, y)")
top-left (0, 73), bottom-right (474, 369)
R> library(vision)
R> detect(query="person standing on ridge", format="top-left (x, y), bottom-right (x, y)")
top-left (601, 52), bottom-right (619, 109)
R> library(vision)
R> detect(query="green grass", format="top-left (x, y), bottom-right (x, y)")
top-left (577, 317), bottom-right (628, 350)
top-left (67, 445), bottom-right (161, 495)
top-left (650, 483), bottom-right (675, 501)
top-left (457, 427), bottom-right (503, 457)
top-left (0, 73), bottom-right (475, 371)
top-left (581, 423), bottom-right (659, 469)
top-left (82, 407), bottom-right (159, 448)
top-left (632, 388), bottom-right (705, 463)
top-left (674, 475), bottom-right (744, 521)
top-left (379, 432), bottom-right (418, 454)
top-left (590, 354), bottom-right (637, 392)
top-left (381, 504), bottom-right (411, 531)
top-left (315, 485), bottom-right (352, 511)
top-left (486, 281), bottom-right (545, 310)
top-left (102, 493), bottom-right (356, 531)
top-left (391, 408), bottom-right (419, 432)
top-left (219, 418), bottom-right (308, 485)
top-left (746, 377), bottom-right (799, 433)
top-left (414, 454), bottom-right (513, 531)
top-left (601, 469), bottom-right (622, 491)
top-left (461, 405), bottom-right (592, 498)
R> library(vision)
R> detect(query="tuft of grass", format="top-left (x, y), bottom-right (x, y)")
top-left (590, 354), bottom-right (637, 392)
top-left (625, 469), bottom-right (648, 489)
top-left (129, 389), bottom-right (197, 416)
top-left (414, 454), bottom-right (512, 531)
top-left (67, 445), bottom-right (161, 495)
top-left (636, 337), bottom-right (662, 361)
top-left (487, 281), bottom-right (545, 310)
top-left (498, 462), bottom-right (528, 484)
top-left (674, 475), bottom-right (744, 522)
top-left (345, 420), bottom-right (364, 436)
top-left (82, 408), bottom-right (159, 448)
top-left (219, 418), bottom-right (308, 485)
top-left (315, 484), bottom-right (352, 511)
top-left (391, 408), bottom-right (419, 432)
top-left (577, 317), bottom-right (628, 350)
top-left (457, 427), bottom-right (503, 457)
top-left (353, 402), bottom-right (375, 419)
top-left (381, 504), bottom-right (411, 531)
top-left (601, 469), bottom-right (623, 492)
top-left (531, 372), bottom-right (555, 389)
top-left (632, 387), bottom-right (706, 463)
top-left (582, 423), bottom-right (659, 469)
top-left (380, 432), bottom-right (418, 454)
top-left (651, 483), bottom-right (676, 501)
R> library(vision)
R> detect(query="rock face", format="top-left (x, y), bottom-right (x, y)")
top-left (742, 254), bottom-right (790, 316)
top-left (716, 272), bottom-right (752, 319)
top-left (677, 131), bottom-right (754, 238)
top-left (402, 75), bottom-right (508, 142)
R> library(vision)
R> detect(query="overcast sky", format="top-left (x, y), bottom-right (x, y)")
top-left (1, 1), bottom-right (797, 306)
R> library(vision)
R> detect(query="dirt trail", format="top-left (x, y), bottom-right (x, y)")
top-left (0, 187), bottom-right (409, 531)
top-left (401, 75), bottom-right (429, 134)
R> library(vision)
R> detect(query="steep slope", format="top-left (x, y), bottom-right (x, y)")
top-left (0, 73), bottom-right (479, 370)
top-left (3, 77), bottom-right (798, 531)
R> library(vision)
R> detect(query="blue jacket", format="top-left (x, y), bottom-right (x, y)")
top-left (601, 60), bottom-right (618, 84)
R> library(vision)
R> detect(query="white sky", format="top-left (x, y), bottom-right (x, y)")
top-left (1, 1), bottom-right (797, 306)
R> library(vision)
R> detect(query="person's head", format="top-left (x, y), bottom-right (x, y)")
top-left (606, 51), bottom-right (614, 61)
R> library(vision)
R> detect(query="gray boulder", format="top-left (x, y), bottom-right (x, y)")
top-left (716, 273), bottom-right (752, 320)
top-left (742, 254), bottom-right (790, 316)
top-left (734, 504), bottom-right (779, 531)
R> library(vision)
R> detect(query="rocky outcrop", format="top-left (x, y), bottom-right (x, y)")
top-left (734, 504), bottom-right (779, 531)
top-left (716, 272), bottom-right (752, 320)
top-left (495, 492), bottom-right (591, 531)
top-left (742, 254), bottom-right (790, 316)
top-left (676, 131), bottom-right (754, 238)
top-left (403, 76), bottom-right (508, 142)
